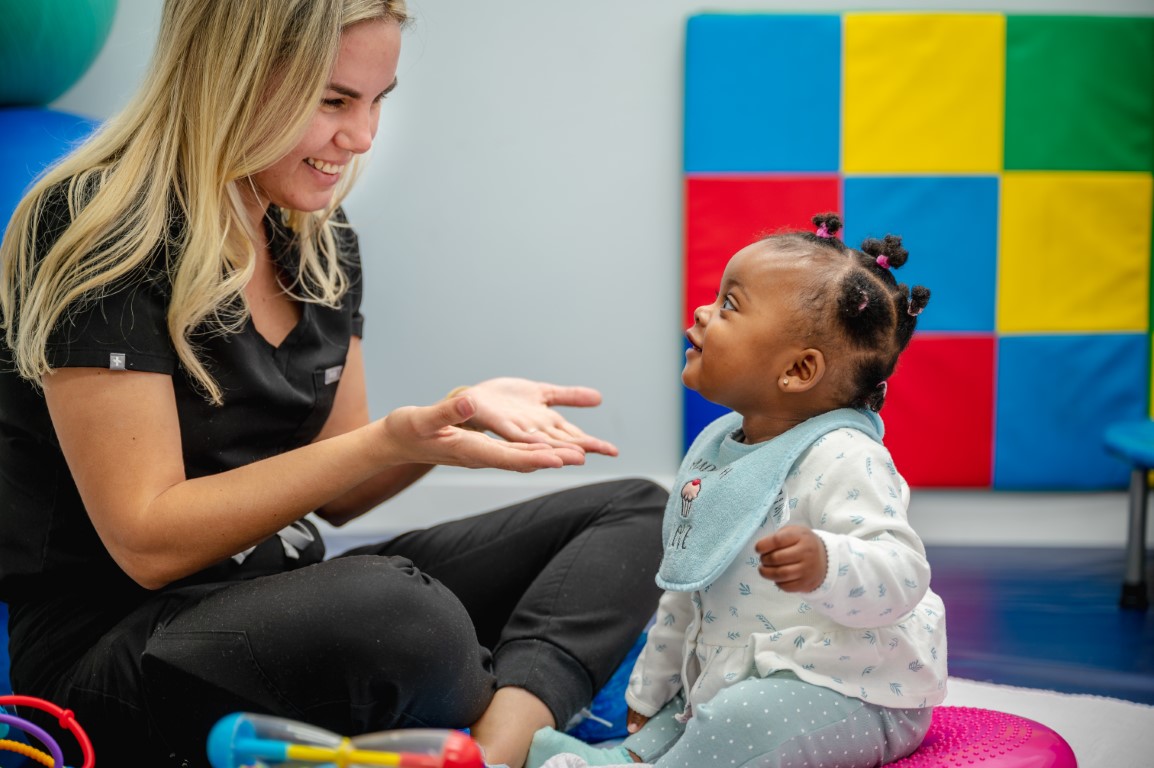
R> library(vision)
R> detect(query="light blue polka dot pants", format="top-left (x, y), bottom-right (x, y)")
top-left (622, 673), bottom-right (932, 768)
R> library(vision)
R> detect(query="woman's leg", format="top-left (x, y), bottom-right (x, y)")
top-left (115, 555), bottom-right (495, 765)
top-left (41, 480), bottom-right (665, 767)
top-left (352, 478), bottom-right (667, 765)
top-left (352, 479), bottom-right (666, 726)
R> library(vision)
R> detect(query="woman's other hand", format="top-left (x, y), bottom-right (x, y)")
top-left (450, 377), bottom-right (619, 459)
top-left (381, 392), bottom-right (588, 471)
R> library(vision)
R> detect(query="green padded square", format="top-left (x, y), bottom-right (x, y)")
top-left (1005, 16), bottom-right (1154, 171)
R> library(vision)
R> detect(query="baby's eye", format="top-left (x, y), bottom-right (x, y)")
top-left (721, 295), bottom-right (735, 310)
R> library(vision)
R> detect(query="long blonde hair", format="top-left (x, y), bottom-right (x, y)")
top-left (0, 0), bottom-right (408, 403)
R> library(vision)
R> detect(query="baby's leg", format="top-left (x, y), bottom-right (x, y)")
top-left (653, 674), bottom-right (931, 768)
top-left (618, 695), bottom-right (687, 762)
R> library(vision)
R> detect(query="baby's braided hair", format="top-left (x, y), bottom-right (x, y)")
top-left (765, 213), bottom-right (931, 412)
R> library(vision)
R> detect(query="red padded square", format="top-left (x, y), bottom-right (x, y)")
top-left (684, 175), bottom-right (840, 327)
top-left (883, 334), bottom-right (996, 487)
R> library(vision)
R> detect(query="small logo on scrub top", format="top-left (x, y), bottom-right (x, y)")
top-left (324, 365), bottom-right (344, 385)
top-left (109, 353), bottom-right (126, 370)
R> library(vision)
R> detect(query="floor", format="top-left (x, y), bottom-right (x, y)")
top-left (925, 544), bottom-right (1154, 705)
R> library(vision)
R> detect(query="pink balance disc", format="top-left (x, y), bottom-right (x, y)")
top-left (888, 706), bottom-right (1077, 767)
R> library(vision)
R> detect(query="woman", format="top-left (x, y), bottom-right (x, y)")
top-left (0, 1), bottom-right (665, 765)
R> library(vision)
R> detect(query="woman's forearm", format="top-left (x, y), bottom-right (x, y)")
top-left (314, 460), bottom-right (436, 527)
top-left (116, 421), bottom-right (397, 587)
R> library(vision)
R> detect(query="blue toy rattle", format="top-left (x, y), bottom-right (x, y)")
top-left (208, 712), bottom-right (485, 768)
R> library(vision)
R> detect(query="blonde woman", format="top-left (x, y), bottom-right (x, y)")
top-left (0, 1), bottom-right (664, 765)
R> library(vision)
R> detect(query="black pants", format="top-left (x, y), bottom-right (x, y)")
top-left (48, 479), bottom-right (665, 766)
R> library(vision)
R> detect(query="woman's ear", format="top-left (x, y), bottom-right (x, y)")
top-left (780, 349), bottom-right (825, 392)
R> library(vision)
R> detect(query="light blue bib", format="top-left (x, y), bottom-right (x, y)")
top-left (657, 408), bottom-right (883, 592)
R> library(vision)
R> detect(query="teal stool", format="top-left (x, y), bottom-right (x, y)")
top-left (1104, 420), bottom-right (1154, 610)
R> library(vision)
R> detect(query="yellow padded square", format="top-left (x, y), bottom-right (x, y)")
top-left (844, 13), bottom-right (1004, 173)
top-left (999, 171), bottom-right (1152, 333)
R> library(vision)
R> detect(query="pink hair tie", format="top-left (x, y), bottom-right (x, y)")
top-left (815, 224), bottom-right (831, 238)
top-left (876, 255), bottom-right (890, 269)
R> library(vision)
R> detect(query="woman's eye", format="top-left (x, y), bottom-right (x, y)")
top-left (322, 98), bottom-right (345, 108)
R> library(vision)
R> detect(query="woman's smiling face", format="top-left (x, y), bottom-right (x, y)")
top-left (249, 17), bottom-right (402, 214)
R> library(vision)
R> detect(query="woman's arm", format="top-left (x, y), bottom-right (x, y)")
top-left (310, 339), bottom-right (617, 526)
top-left (44, 360), bottom-right (574, 589)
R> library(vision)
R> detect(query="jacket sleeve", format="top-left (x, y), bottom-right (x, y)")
top-left (792, 429), bottom-right (932, 628)
top-left (625, 588), bottom-right (694, 717)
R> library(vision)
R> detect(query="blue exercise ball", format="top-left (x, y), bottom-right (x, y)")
top-left (0, 0), bottom-right (119, 106)
top-left (0, 107), bottom-right (101, 235)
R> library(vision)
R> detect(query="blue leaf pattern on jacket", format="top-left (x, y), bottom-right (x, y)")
top-left (625, 426), bottom-right (947, 721)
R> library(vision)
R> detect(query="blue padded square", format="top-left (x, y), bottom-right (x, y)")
top-left (684, 14), bottom-right (841, 173)
top-left (994, 334), bottom-right (1150, 490)
top-left (843, 176), bottom-right (1000, 332)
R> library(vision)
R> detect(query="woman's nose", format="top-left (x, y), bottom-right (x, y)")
top-left (338, 111), bottom-right (376, 154)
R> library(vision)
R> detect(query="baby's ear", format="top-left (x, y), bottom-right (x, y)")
top-left (782, 348), bottom-right (826, 391)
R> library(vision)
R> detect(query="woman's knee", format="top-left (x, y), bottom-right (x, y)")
top-left (144, 555), bottom-right (495, 732)
top-left (604, 478), bottom-right (669, 517)
top-left (584, 478), bottom-right (667, 543)
top-left (155, 556), bottom-right (484, 674)
top-left (294, 555), bottom-right (483, 660)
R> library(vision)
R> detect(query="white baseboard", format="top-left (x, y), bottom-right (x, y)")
top-left (907, 489), bottom-right (1146, 548)
top-left (314, 471), bottom-right (1149, 552)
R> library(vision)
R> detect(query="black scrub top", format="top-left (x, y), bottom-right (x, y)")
top-left (0, 189), bottom-right (364, 689)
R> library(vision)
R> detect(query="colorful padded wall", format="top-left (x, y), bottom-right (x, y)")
top-left (683, 13), bottom-right (1153, 490)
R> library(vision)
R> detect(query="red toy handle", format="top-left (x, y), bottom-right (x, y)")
top-left (439, 730), bottom-right (485, 768)
top-left (0, 695), bottom-right (95, 768)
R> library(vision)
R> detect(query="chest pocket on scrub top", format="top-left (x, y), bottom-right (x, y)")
top-left (290, 364), bottom-right (345, 444)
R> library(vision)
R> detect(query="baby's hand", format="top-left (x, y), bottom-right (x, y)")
top-left (626, 708), bottom-right (650, 734)
top-left (754, 525), bottom-right (827, 593)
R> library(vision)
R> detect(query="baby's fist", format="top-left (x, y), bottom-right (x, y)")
top-left (754, 525), bottom-right (827, 593)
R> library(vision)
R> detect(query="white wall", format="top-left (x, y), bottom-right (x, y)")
top-left (53, 0), bottom-right (1152, 546)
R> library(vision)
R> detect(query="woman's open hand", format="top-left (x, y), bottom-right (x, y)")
top-left (380, 392), bottom-right (587, 472)
top-left (451, 377), bottom-right (619, 460)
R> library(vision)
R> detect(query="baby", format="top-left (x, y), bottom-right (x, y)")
top-left (526, 214), bottom-right (947, 768)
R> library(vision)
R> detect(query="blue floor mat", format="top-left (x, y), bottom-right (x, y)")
top-left (566, 630), bottom-right (646, 743)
